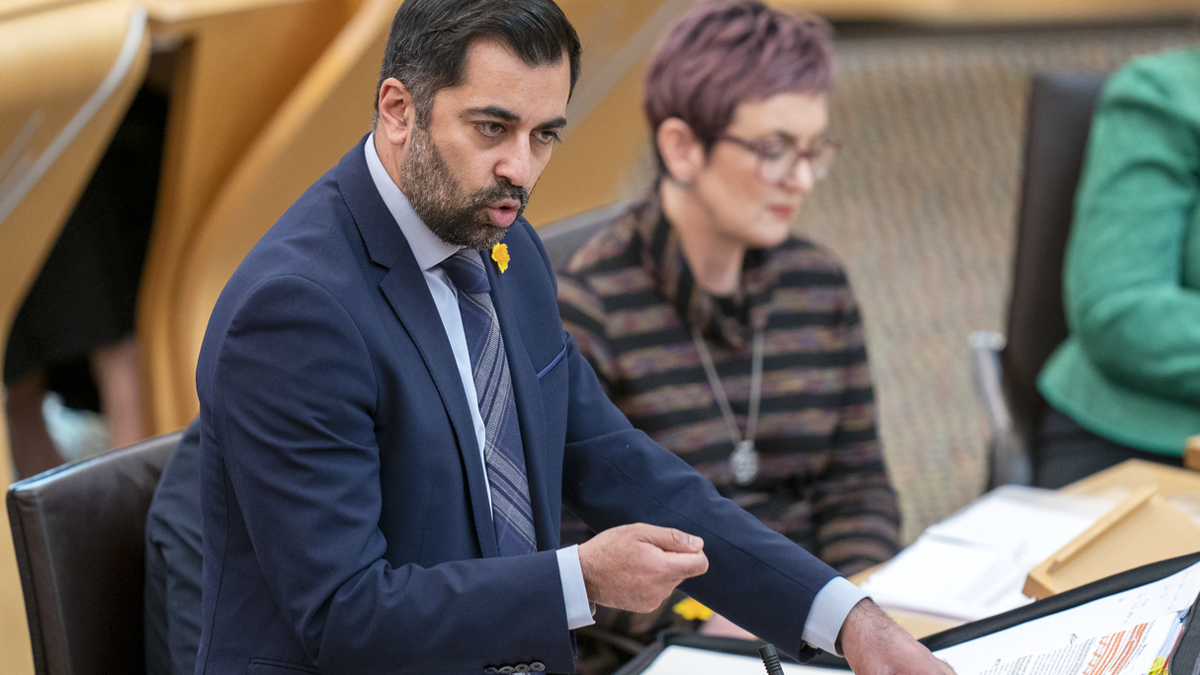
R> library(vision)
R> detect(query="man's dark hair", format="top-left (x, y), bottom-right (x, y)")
top-left (377, 0), bottom-right (582, 127)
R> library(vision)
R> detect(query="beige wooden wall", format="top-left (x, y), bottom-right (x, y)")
top-left (796, 0), bottom-right (1198, 22)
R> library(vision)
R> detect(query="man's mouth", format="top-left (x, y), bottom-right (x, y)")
top-left (487, 198), bottom-right (522, 228)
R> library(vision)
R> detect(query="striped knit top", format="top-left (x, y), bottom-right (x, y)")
top-left (556, 197), bottom-right (900, 575)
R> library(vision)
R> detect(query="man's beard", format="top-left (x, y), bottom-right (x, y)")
top-left (400, 125), bottom-right (529, 250)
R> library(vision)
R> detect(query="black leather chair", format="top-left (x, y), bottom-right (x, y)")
top-left (7, 430), bottom-right (183, 675)
top-left (970, 71), bottom-right (1109, 488)
top-left (537, 201), bottom-right (627, 272)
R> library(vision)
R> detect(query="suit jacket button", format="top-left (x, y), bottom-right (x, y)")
top-left (515, 665), bottom-right (530, 673)
top-left (500, 667), bottom-right (515, 674)
top-left (530, 663), bottom-right (546, 672)
top-left (484, 668), bottom-right (498, 674)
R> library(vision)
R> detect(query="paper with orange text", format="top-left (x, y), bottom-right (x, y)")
top-left (935, 561), bottom-right (1200, 675)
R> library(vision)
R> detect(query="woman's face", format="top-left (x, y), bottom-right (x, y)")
top-left (689, 92), bottom-right (829, 250)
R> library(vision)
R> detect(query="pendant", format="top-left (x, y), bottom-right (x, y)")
top-left (730, 439), bottom-right (759, 486)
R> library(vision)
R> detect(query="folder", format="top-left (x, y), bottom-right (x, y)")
top-left (1024, 487), bottom-right (1200, 600)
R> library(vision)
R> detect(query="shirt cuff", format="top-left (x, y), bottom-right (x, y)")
top-left (800, 577), bottom-right (867, 656)
top-left (556, 545), bottom-right (595, 630)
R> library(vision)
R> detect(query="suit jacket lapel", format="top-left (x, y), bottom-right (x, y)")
top-left (336, 137), bottom-right (499, 558)
top-left (488, 260), bottom-right (555, 552)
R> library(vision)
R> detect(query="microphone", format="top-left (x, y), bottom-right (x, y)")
top-left (759, 643), bottom-right (785, 675)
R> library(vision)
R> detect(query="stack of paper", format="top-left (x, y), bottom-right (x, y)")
top-left (861, 486), bottom-right (1119, 621)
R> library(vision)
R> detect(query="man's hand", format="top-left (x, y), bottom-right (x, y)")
top-left (840, 599), bottom-right (957, 675)
top-left (577, 523), bottom-right (709, 613)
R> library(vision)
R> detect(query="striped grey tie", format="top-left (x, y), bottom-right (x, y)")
top-left (439, 249), bottom-right (537, 556)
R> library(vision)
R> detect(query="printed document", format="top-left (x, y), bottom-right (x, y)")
top-left (936, 561), bottom-right (1200, 675)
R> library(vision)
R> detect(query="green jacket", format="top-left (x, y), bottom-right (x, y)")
top-left (1039, 48), bottom-right (1200, 455)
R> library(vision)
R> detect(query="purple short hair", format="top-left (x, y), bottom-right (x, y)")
top-left (644, 0), bottom-right (833, 173)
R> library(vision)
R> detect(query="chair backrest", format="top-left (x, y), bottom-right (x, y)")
top-left (537, 201), bottom-right (628, 272)
top-left (7, 431), bottom-right (182, 675)
top-left (1000, 71), bottom-right (1109, 447)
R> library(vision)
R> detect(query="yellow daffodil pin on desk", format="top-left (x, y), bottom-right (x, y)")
top-left (491, 243), bottom-right (510, 273)
top-left (672, 597), bottom-right (714, 621)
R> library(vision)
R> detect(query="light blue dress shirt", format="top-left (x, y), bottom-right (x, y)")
top-left (363, 134), bottom-right (864, 653)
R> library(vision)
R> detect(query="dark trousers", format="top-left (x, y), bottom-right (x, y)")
top-left (1034, 405), bottom-right (1182, 489)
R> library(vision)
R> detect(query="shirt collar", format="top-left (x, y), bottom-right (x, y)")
top-left (364, 132), bottom-right (460, 271)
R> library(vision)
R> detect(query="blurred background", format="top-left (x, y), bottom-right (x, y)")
top-left (532, 6), bottom-right (1200, 544)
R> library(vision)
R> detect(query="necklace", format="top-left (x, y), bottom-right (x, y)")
top-left (690, 326), bottom-right (764, 486)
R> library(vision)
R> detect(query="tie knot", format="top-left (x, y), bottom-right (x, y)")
top-left (440, 249), bottom-right (490, 295)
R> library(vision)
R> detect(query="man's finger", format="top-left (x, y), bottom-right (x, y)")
top-left (662, 550), bottom-right (709, 579)
top-left (642, 526), bottom-right (704, 553)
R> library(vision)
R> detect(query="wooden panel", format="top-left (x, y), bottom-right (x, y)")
top-left (1025, 486), bottom-right (1200, 599)
top-left (0, 0), bottom-right (87, 21)
top-left (1062, 459), bottom-right (1200, 500)
top-left (0, 2), bottom-right (149, 672)
top-left (156, 0), bottom-right (398, 428)
top-left (775, 0), bottom-right (1198, 22)
top-left (137, 0), bottom-right (355, 432)
top-left (144, 0), bottom-right (352, 23)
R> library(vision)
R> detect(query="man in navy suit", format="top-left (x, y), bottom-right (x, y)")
top-left (194, 1), bottom-right (956, 673)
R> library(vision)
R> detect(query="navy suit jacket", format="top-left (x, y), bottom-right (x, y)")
top-left (194, 136), bottom-right (838, 675)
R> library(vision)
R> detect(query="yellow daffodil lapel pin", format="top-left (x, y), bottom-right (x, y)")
top-left (491, 243), bottom-right (510, 273)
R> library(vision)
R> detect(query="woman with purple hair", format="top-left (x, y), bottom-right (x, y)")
top-left (557, 0), bottom-right (901, 665)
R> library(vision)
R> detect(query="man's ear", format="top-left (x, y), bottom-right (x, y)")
top-left (656, 118), bottom-right (704, 185)
top-left (377, 77), bottom-right (416, 147)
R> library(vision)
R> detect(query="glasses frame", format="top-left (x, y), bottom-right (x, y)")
top-left (716, 132), bottom-right (841, 184)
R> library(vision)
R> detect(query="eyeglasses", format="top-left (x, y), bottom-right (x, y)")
top-left (716, 132), bottom-right (840, 184)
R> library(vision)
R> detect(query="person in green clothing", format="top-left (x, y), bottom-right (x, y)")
top-left (1036, 47), bottom-right (1200, 488)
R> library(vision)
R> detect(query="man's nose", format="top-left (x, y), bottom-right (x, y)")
top-left (496, 138), bottom-right (532, 187)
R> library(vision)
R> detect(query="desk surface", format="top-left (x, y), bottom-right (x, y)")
top-left (1063, 459), bottom-right (1200, 499)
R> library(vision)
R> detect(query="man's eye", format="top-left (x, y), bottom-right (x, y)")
top-left (477, 122), bottom-right (505, 137)
top-left (535, 129), bottom-right (561, 145)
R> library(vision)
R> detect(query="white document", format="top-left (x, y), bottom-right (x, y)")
top-left (861, 536), bottom-right (1033, 619)
top-left (972, 613), bottom-right (1178, 675)
top-left (861, 486), bottom-right (1119, 621)
top-left (638, 646), bottom-right (846, 675)
top-left (935, 561), bottom-right (1200, 675)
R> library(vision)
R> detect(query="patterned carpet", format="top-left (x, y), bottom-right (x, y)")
top-left (791, 20), bottom-right (1200, 543)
